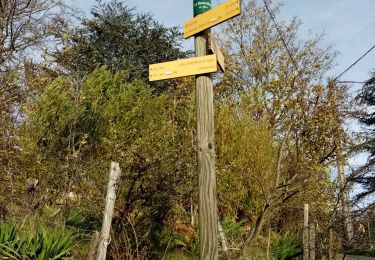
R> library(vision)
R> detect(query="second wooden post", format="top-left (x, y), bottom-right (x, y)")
top-left (97, 162), bottom-right (121, 260)
top-left (303, 203), bottom-right (309, 260)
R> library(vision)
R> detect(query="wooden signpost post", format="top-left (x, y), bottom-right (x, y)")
top-left (195, 28), bottom-right (218, 260)
top-left (148, 1), bottom-right (240, 259)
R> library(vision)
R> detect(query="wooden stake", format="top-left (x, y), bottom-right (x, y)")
top-left (303, 204), bottom-right (309, 260)
top-left (195, 29), bottom-right (219, 260)
top-left (218, 221), bottom-right (228, 254)
top-left (309, 222), bottom-right (316, 260)
top-left (337, 156), bottom-right (354, 243)
top-left (97, 162), bottom-right (121, 260)
top-left (328, 227), bottom-right (333, 260)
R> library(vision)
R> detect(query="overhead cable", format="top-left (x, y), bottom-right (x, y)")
top-left (336, 81), bottom-right (366, 84)
top-left (262, 0), bottom-right (300, 74)
top-left (334, 44), bottom-right (375, 82)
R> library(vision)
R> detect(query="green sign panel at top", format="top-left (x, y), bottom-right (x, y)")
top-left (194, 0), bottom-right (211, 16)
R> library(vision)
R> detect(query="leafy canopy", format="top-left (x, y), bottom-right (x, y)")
top-left (54, 0), bottom-right (189, 92)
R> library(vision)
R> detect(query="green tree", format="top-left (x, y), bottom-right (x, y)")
top-left (0, 0), bottom-right (70, 213)
top-left (52, 0), bottom-right (189, 92)
top-left (353, 72), bottom-right (375, 204)
top-left (20, 66), bottom-right (197, 258)
top-left (215, 0), bottom-right (349, 253)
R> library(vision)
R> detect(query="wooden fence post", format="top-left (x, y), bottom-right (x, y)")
top-left (97, 162), bottom-right (121, 260)
top-left (218, 221), bottom-right (228, 255)
top-left (328, 227), bottom-right (333, 260)
top-left (303, 204), bottom-right (309, 260)
top-left (309, 222), bottom-right (316, 260)
top-left (336, 143), bottom-right (354, 243)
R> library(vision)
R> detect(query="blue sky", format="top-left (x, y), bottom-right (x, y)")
top-left (280, 0), bottom-right (375, 90)
top-left (69, 0), bottom-right (375, 90)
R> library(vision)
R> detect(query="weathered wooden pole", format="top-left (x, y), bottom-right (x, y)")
top-left (337, 155), bottom-right (354, 243)
top-left (303, 203), bottom-right (309, 260)
top-left (194, 1), bottom-right (218, 259)
top-left (328, 227), bottom-right (333, 260)
top-left (97, 162), bottom-right (121, 260)
top-left (309, 222), bottom-right (316, 260)
top-left (218, 221), bottom-right (228, 254)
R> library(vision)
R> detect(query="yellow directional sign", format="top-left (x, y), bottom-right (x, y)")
top-left (184, 0), bottom-right (241, 39)
top-left (149, 55), bottom-right (218, 81)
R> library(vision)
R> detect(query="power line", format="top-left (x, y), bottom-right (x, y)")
top-left (263, 0), bottom-right (374, 85)
top-left (334, 44), bottom-right (375, 82)
top-left (264, 0), bottom-right (374, 89)
top-left (337, 81), bottom-right (366, 84)
top-left (262, 0), bottom-right (300, 74)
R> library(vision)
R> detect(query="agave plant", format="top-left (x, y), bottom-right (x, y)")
top-left (0, 222), bottom-right (75, 259)
top-left (221, 218), bottom-right (246, 242)
top-left (36, 229), bottom-right (75, 260)
top-left (271, 231), bottom-right (302, 260)
top-left (0, 222), bottom-right (17, 245)
top-left (0, 222), bottom-right (20, 258)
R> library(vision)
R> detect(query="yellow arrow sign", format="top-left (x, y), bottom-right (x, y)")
top-left (184, 0), bottom-right (241, 39)
top-left (149, 54), bottom-right (218, 81)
